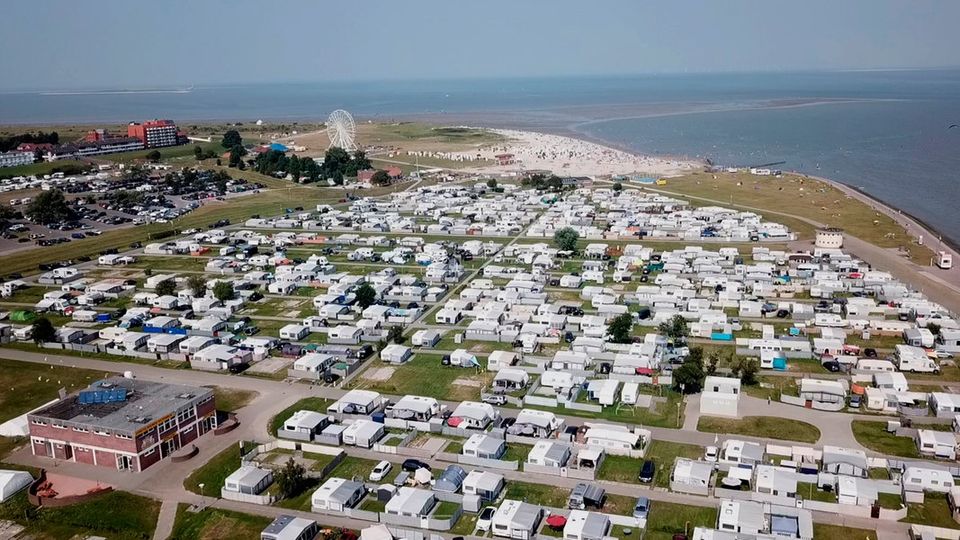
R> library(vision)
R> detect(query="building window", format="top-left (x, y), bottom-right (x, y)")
top-left (116, 433), bottom-right (132, 440)
top-left (143, 448), bottom-right (156, 457)
top-left (52, 423), bottom-right (66, 429)
top-left (31, 419), bottom-right (46, 426)
top-left (95, 430), bottom-right (110, 436)
top-left (73, 427), bottom-right (88, 433)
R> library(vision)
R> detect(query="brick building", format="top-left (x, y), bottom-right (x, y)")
top-left (28, 377), bottom-right (216, 472)
top-left (127, 119), bottom-right (181, 148)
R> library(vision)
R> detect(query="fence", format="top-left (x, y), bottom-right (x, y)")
top-left (457, 454), bottom-right (520, 471)
top-left (220, 488), bottom-right (275, 505)
top-left (524, 463), bottom-right (596, 480)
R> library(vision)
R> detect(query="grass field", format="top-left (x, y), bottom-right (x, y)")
top-left (644, 501), bottom-right (718, 540)
top-left (657, 171), bottom-right (935, 264)
top-left (0, 490), bottom-right (159, 540)
top-left (267, 396), bottom-right (331, 437)
top-left (169, 504), bottom-right (271, 540)
top-left (327, 456), bottom-right (398, 484)
top-left (351, 355), bottom-right (494, 402)
top-left (697, 416), bottom-right (820, 443)
top-left (643, 440), bottom-right (705, 488)
top-left (183, 444), bottom-right (250, 496)
top-left (0, 358), bottom-right (107, 422)
top-left (209, 387), bottom-right (258, 412)
top-left (812, 524), bottom-right (878, 540)
top-left (902, 494), bottom-right (959, 529)
top-left (852, 420), bottom-right (919, 458)
top-left (503, 480), bottom-right (569, 508)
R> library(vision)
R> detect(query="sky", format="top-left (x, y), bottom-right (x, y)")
top-left (2, 0), bottom-right (959, 91)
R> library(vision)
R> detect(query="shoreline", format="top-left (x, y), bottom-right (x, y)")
top-left (800, 172), bottom-right (959, 258)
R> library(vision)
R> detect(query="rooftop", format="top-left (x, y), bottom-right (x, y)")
top-left (30, 376), bottom-right (212, 434)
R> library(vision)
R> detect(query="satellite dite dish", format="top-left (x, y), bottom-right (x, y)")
top-left (326, 109), bottom-right (357, 151)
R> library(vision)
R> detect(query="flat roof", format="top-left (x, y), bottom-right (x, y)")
top-left (30, 376), bottom-right (212, 435)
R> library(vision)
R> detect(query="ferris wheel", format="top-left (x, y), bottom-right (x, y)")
top-left (326, 109), bottom-right (357, 151)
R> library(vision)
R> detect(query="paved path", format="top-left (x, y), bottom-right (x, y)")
top-left (152, 500), bottom-right (178, 540)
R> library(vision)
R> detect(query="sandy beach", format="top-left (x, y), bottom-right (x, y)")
top-left (452, 128), bottom-right (702, 178)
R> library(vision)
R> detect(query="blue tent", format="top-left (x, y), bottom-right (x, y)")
top-left (268, 143), bottom-right (288, 152)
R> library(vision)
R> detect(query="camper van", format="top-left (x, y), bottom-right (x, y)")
top-left (895, 345), bottom-right (940, 374)
top-left (937, 251), bottom-right (953, 270)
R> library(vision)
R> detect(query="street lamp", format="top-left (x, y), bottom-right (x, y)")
top-left (198, 483), bottom-right (205, 509)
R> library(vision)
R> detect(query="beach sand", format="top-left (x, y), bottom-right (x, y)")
top-left (454, 128), bottom-right (702, 178)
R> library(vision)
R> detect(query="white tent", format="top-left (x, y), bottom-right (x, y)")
top-left (360, 524), bottom-right (393, 540)
top-left (0, 470), bottom-right (32, 502)
top-left (413, 467), bottom-right (433, 485)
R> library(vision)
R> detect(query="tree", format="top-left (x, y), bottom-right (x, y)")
top-left (321, 146), bottom-right (352, 184)
top-left (228, 145), bottom-right (245, 168)
top-left (31, 317), bottom-right (56, 344)
top-left (213, 281), bottom-right (235, 302)
top-left (553, 227), bottom-right (579, 252)
top-left (486, 178), bottom-right (497, 189)
top-left (673, 360), bottom-right (705, 394)
top-left (387, 325), bottom-right (404, 344)
top-left (706, 350), bottom-right (720, 376)
top-left (0, 205), bottom-right (16, 229)
top-left (221, 129), bottom-right (242, 149)
top-left (673, 346), bottom-right (705, 394)
top-left (348, 150), bottom-right (371, 177)
top-left (606, 313), bottom-right (634, 344)
top-left (275, 458), bottom-right (307, 499)
top-left (186, 275), bottom-right (207, 297)
top-left (612, 182), bottom-right (623, 192)
top-left (658, 315), bottom-right (689, 341)
top-left (193, 145), bottom-right (204, 160)
top-left (26, 190), bottom-right (75, 225)
top-left (370, 170), bottom-right (391, 186)
top-left (739, 358), bottom-right (759, 386)
top-left (146, 150), bottom-right (162, 162)
top-left (155, 279), bottom-right (176, 297)
top-left (355, 283), bottom-right (377, 309)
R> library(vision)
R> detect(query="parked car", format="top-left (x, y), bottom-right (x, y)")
top-left (849, 395), bottom-right (862, 409)
top-left (704, 446), bottom-right (719, 462)
top-left (482, 394), bottom-right (507, 406)
top-left (369, 460), bottom-right (393, 482)
top-left (401, 459), bottom-right (430, 472)
top-left (864, 348), bottom-right (878, 358)
top-left (476, 506), bottom-right (496, 533)
top-left (638, 460), bottom-right (655, 483)
top-left (323, 372), bottom-right (340, 384)
top-left (633, 496), bottom-right (650, 520)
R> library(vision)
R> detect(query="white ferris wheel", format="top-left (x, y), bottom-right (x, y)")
top-left (326, 109), bottom-right (357, 151)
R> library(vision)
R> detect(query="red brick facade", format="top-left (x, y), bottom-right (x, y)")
top-left (29, 393), bottom-right (215, 472)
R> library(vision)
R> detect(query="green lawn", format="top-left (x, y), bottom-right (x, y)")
top-left (812, 524), bottom-right (878, 540)
top-left (697, 416), bottom-right (820, 443)
top-left (878, 492), bottom-right (903, 510)
top-left (433, 500), bottom-right (460, 519)
top-left (643, 440), bottom-right (705, 488)
top-left (503, 481), bottom-right (569, 508)
top-left (209, 387), bottom-right (258, 412)
top-left (597, 454), bottom-right (642, 484)
top-left (267, 397), bottom-right (331, 437)
top-left (0, 358), bottom-right (107, 422)
top-left (851, 421), bottom-right (919, 458)
top-left (645, 501), bottom-right (718, 540)
top-left (801, 483), bottom-right (837, 503)
top-left (0, 490), bottom-right (160, 540)
top-left (169, 504), bottom-right (272, 540)
top-left (902, 494), bottom-right (959, 529)
top-left (501, 444), bottom-right (532, 464)
top-left (328, 457), bottom-right (398, 483)
top-left (183, 444), bottom-right (249, 496)
top-left (352, 355), bottom-right (493, 402)
top-left (274, 476), bottom-right (322, 512)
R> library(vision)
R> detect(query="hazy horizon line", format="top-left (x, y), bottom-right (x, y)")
top-left (2, 65), bottom-right (959, 94)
